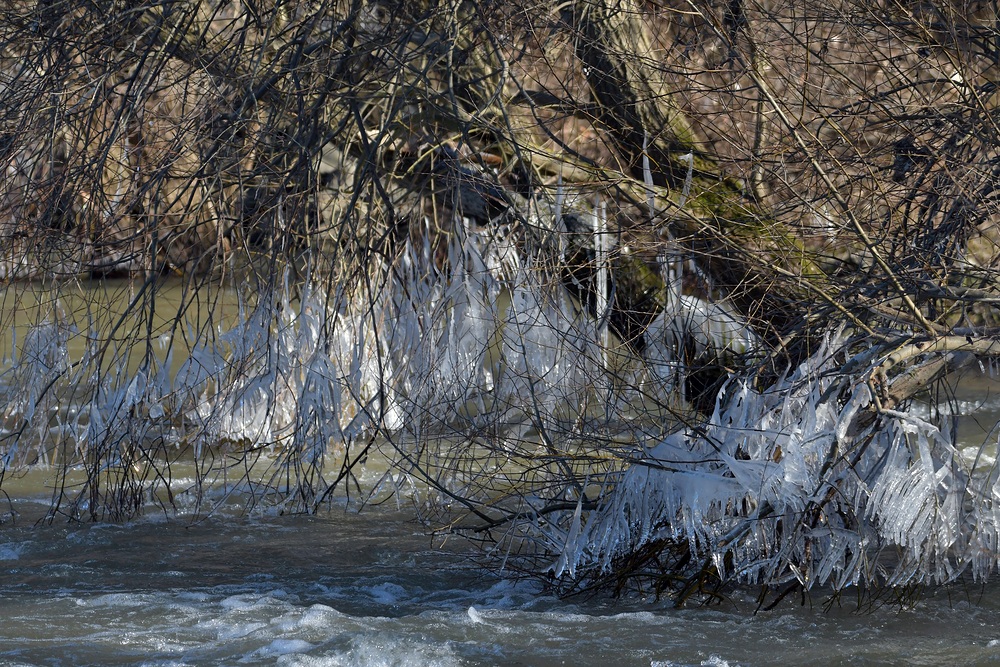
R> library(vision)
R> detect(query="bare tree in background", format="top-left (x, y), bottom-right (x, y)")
top-left (2, 0), bottom-right (1000, 603)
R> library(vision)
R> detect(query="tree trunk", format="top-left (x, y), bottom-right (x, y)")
top-left (566, 0), bottom-right (822, 352)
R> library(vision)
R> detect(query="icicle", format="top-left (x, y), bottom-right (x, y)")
top-left (594, 198), bottom-right (609, 369)
top-left (677, 152), bottom-right (694, 209)
top-left (642, 131), bottom-right (656, 219)
top-left (554, 173), bottom-right (566, 261)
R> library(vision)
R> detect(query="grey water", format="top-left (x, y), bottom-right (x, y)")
top-left (3, 491), bottom-right (1000, 667)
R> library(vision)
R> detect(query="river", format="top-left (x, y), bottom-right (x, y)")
top-left (5, 493), bottom-right (1000, 667)
top-left (4, 278), bottom-right (1000, 666)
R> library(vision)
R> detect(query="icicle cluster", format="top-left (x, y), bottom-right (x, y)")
top-left (0, 219), bottom-right (605, 510)
top-left (2, 217), bottom-right (1000, 590)
top-left (537, 334), bottom-right (1000, 589)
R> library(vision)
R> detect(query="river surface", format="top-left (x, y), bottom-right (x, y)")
top-left (3, 491), bottom-right (1000, 667)
top-left (5, 280), bottom-right (1000, 665)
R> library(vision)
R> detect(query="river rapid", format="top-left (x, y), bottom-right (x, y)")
top-left (4, 488), bottom-right (1000, 667)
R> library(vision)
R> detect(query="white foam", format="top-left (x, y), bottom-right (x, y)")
top-left (294, 604), bottom-right (342, 629)
top-left (276, 635), bottom-right (463, 667)
top-left (253, 638), bottom-right (315, 657)
top-left (701, 657), bottom-right (733, 667)
top-left (651, 660), bottom-right (735, 667)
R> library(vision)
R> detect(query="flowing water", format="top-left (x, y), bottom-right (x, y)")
top-left (4, 494), bottom-right (1000, 667)
top-left (5, 275), bottom-right (1000, 666)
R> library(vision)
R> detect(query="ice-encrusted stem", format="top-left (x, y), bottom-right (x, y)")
top-left (594, 198), bottom-right (610, 369)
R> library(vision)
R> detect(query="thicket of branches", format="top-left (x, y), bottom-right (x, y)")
top-left (2, 0), bottom-right (1000, 603)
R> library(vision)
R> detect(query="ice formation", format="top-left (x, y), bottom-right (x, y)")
top-left (538, 335), bottom-right (1000, 589)
top-left (1, 215), bottom-right (999, 591)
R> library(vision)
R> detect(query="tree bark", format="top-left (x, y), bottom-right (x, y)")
top-left (565, 0), bottom-right (823, 351)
